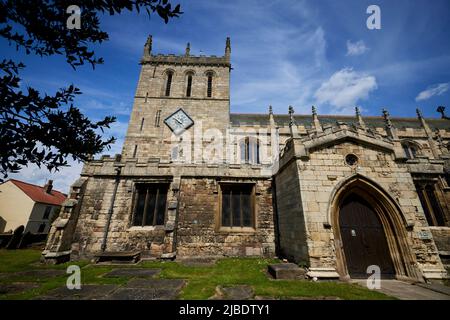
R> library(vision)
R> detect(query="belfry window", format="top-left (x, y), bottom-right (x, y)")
top-left (220, 184), bottom-right (254, 228)
top-left (165, 71), bottom-right (173, 97)
top-left (240, 137), bottom-right (260, 164)
top-left (206, 72), bottom-right (213, 98)
top-left (132, 184), bottom-right (168, 227)
top-left (186, 74), bottom-right (193, 97)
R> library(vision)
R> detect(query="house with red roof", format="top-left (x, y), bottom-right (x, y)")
top-left (0, 179), bottom-right (66, 234)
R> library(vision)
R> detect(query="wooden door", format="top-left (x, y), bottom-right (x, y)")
top-left (339, 194), bottom-right (395, 278)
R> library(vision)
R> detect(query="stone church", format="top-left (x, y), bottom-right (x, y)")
top-left (43, 36), bottom-right (450, 282)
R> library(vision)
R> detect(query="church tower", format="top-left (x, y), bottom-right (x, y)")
top-left (122, 36), bottom-right (232, 162)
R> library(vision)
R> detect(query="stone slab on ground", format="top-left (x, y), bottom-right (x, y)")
top-left (36, 284), bottom-right (118, 300)
top-left (104, 268), bottom-right (161, 278)
top-left (254, 296), bottom-right (341, 300)
top-left (268, 263), bottom-right (306, 280)
top-left (210, 285), bottom-right (254, 300)
top-left (353, 280), bottom-right (450, 300)
top-left (105, 278), bottom-right (186, 300)
top-left (105, 287), bottom-right (180, 300)
top-left (179, 257), bottom-right (217, 267)
top-left (125, 278), bottom-right (186, 291)
top-left (10, 269), bottom-right (66, 279)
top-left (415, 282), bottom-right (450, 296)
top-left (0, 282), bottom-right (39, 295)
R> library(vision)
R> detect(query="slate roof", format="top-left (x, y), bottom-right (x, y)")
top-left (8, 179), bottom-right (66, 206)
top-left (230, 113), bottom-right (450, 131)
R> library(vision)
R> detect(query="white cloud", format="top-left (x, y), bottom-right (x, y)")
top-left (314, 68), bottom-right (378, 113)
top-left (81, 99), bottom-right (132, 117)
top-left (346, 40), bottom-right (369, 56)
top-left (415, 82), bottom-right (449, 101)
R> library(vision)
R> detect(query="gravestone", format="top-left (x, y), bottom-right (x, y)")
top-left (104, 268), bottom-right (161, 278)
top-left (268, 263), bottom-right (306, 279)
top-left (6, 225), bottom-right (24, 249)
top-left (18, 231), bottom-right (32, 249)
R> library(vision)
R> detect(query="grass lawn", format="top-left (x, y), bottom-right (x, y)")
top-left (0, 249), bottom-right (393, 300)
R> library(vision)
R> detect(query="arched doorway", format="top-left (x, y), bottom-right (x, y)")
top-left (329, 174), bottom-right (423, 282)
top-left (339, 194), bottom-right (395, 278)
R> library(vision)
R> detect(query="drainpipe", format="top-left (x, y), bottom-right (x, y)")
top-left (271, 179), bottom-right (281, 258)
top-left (101, 166), bottom-right (121, 252)
top-left (171, 177), bottom-right (182, 255)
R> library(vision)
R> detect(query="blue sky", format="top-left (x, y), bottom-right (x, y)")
top-left (2, 0), bottom-right (450, 192)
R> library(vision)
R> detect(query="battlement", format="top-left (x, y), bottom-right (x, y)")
top-left (141, 54), bottom-right (230, 67)
top-left (141, 35), bottom-right (231, 67)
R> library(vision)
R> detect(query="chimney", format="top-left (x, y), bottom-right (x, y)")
top-left (44, 180), bottom-right (53, 194)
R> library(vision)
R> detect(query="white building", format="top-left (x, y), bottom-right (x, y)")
top-left (0, 179), bottom-right (66, 234)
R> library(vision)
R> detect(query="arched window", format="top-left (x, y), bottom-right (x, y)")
top-left (415, 182), bottom-right (446, 226)
top-left (186, 73), bottom-right (193, 97)
top-left (206, 72), bottom-right (213, 98)
top-left (240, 137), bottom-right (260, 164)
top-left (401, 141), bottom-right (420, 159)
top-left (165, 71), bottom-right (173, 97)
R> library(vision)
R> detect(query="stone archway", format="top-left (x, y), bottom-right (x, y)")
top-left (329, 174), bottom-right (422, 282)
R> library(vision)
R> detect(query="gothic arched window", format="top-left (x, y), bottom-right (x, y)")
top-left (240, 137), bottom-right (260, 164)
top-left (165, 70), bottom-right (173, 97)
top-left (206, 71), bottom-right (213, 98)
top-left (186, 72), bottom-right (193, 97)
top-left (401, 141), bottom-right (420, 159)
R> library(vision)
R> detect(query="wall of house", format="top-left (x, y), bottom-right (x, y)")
top-left (0, 181), bottom-right (34, 233)
top-left (25, 203), bottom-right (60, 234)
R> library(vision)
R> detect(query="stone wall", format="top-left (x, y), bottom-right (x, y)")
top-left (176, 178), bottom-right (275, 257)
top-left (292, 139), bottom-right (445, 277)
top-left (66, 172), bottom-right (275, 260)
top-left (274, 153), bottom-right (310, 266)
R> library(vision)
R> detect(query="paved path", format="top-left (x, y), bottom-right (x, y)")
top-left (353, 280), bottom-right (450, 300)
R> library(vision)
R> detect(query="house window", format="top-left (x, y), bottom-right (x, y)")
top-left (37, 223), bottom-right (46, 233)
top-left (206, 72), bottom-right (213, 98)
top-left (140, 117), bottom-right (145, 131)
top-left (402, 142), bottom-right (418, 159)
top-left (240, 137), bottom-right (260, 164)
top-left (415, 183), bottom-right (446, 226)
top-left (221, 184), bottom-right (254, 228)
top-left (165, 71), bottom-right (173, 96)
top-left (43, 206), bottom-right (52, 219)
top-left (132, 184), bottom-right (168, 227)
top-left (186, 74), bottom-right (193, 97)
top-left (132, 145), bottom-right (138, 158)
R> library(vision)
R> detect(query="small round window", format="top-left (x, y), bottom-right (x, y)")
top-left (345, 154), bottom-right (358, 166)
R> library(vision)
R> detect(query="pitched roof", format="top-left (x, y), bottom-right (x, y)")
top-left (8, 179), bottom-right (66, 206)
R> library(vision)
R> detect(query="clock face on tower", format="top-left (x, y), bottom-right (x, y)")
top-left (164, 108), bottom-right (194, 135)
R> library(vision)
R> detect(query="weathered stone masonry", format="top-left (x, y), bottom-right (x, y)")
top-left (43, 36), bottom-right (450, 282)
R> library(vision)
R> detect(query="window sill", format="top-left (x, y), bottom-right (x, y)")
top-left (217, 227), bottom-right (256, 234)
top-left (127, 226), bottom-right (164, 232)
